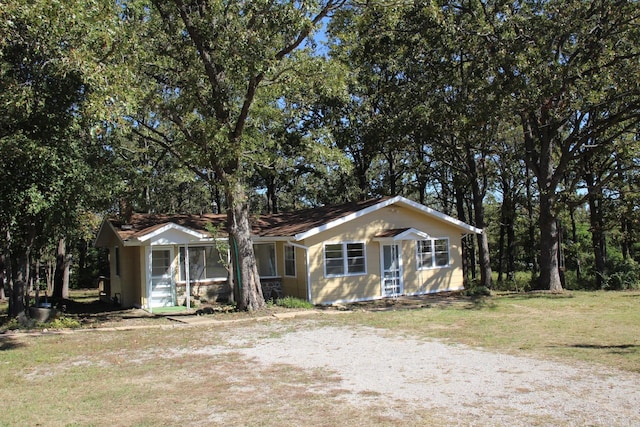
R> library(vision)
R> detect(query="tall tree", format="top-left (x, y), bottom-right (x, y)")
top-left (492, 0), bottom-right (640, 290)
top-left (131, 1), bottom-right (346, 310)
top-left (1, 0), bottom-right (139, 315)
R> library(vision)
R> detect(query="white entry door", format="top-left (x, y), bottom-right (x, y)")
top-left (382, 244), bottom-right (402, 297)
top-left (150, 249), bottom-right (175, 308)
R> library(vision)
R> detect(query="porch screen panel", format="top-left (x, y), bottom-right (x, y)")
top-left (205, 246), bottom-right (227, 278)
top-left (254, 243), bottom-right (276, 277)
top-left (189, 248), bottom-right (206, 281)
top-left (179, 246), bottom-right (226, 281)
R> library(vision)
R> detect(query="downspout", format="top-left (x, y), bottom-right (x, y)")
top-left (185, 244), bottom-right (190, 310)
top-left (289, 242), bottom-right (311, 303)
top-left (146, 246), bottom-right (152, 314)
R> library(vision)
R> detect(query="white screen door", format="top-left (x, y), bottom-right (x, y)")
top-left (150, 249), bottom-right (175, 307)
top-left (382, 244), bottom-right (402, 296)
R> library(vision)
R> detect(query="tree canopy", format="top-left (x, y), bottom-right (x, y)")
top-left (2, 0), bottom-right (640, 317)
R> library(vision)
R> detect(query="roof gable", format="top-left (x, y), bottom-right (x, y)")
top-left (96, 196), bottom-right (481, 247)
top-left (291, 196), bottom-right (482, 241)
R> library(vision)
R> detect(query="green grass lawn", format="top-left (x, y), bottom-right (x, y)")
top-left (334, 290), bottom-right (640, 372)
top-left (0, 290), bottom-right (638, 425)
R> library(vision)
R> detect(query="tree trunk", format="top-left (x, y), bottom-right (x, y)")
top-left (587, 192), bottom-right (606, 288)
top-left (497, 206), bottom-right (506, 284)
top-left (266, 175), bottom-right (278, 214)
top-left (506, 197), bottom-right (516, 282)
top-left (454, 181), bottom-right (470, 286)
top-left (466, 147), bottom-right (492, 289)
top-left (46, 259), bottom-right (54, 295)
top-left (226, 179), bottom-right (265, 311)
top-left (570, 207), bottom-right (582, 282)
top-left (522, 166), bottom-right (538, 279)
top-left (538, 191), bottom-right (563, 291)
top-left (53, 237), bottom-right (70, 300)
top-left (0, 253), bottom-right (5, 301)
top-left (8, 251), bottom-right (27, 318)
top-left (583, 162), bottom-right (606, 288)
top-left (466, 199), bottom-right (477, 281)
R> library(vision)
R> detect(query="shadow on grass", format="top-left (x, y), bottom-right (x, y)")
top-left (571, 343), bottom-right (638, 354)
top-left (0, 338), bottom-right (26, 351)
top-left (498, 291), bottom-right (575, 300)
top-left (465, 296), bottom-right (497, 310)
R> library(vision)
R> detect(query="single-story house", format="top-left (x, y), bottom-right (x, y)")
top-left (94, 196), bottom-right (482, 310)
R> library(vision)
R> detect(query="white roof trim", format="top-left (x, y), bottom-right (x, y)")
top-left (392, 196), bottom-right (483, 234)
top-left (134, 223), bottom-right (207, 243)
top-left (373, 228), bottom-right (431, 241)
top-left (294, 196), bottom-right (482, 241)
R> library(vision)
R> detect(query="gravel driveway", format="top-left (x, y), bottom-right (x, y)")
top-left (237, 321), bottom-right (640, 426)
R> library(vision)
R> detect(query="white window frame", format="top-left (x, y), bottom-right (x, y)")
top-left (323, 241), bottom-right (367, 277)
top-left (253, 243), bottom-right (278, 278)
top-left (178, 245), bottom-right (228, 283)
top-left (416, 238), bottom-right (450, 269)
top-left (284, 245), bottom-right (296, 277)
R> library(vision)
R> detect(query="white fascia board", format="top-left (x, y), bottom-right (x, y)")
top-left (135, 223), bottom-right (207, 243)
top-left (294, 196), bottom-right (482, 242)
top-left (250, 236), bottom-right (291, 243)
top-left (392, 196), bottom-right (483, 234)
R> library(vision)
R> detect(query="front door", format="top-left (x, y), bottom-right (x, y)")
top-left (382, 244), bottom-right (402, 297)
top-left (150, 249), bottom-right (175, 308)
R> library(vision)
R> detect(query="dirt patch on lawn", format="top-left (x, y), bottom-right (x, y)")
top-left (339, 291), bottom-right (477, 311)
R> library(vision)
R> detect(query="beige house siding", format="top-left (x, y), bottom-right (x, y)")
top-left (302, 205), bottom-right (468, 304)
top-left (280, 244), bottom-right (308, 300)
top-left (108, 247), bottom-right (121, 303)
top-left (402, 237), bottom-right (464, 295)
top-left (116, 245), bottom-right (141, 308)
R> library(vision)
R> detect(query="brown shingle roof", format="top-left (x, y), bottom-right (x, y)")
top-left (110, 197), bottom-right (391, 242)
top-left (111, 213), bottom-right (227, 241)
top-left (252, 197), bottom-right (390, 237)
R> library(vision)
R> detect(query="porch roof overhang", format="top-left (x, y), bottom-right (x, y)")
top-left (124, 223), bottom-right (209, 246)
top-left (373, 227), bottom-right (431, 242)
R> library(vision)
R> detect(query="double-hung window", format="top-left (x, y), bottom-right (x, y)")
top-left (284, 245), bottom-right (296, 277)
top-left (114, 247), bottom-right (121, 277)
top-left (324, 242), bottom-right (366, 277)
top-left (417, 238), bottom-right (450, 269)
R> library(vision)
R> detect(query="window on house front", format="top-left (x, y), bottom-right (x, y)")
top-left (284, 245), bottom-right (296, 277)
top-left (179, 246), bottom-right (227, 282)
top-left (114, 247), bottom-right (120, 276)
top-left (324, 242), bottom-right (366, 277)
top-left (417, 238), bottom-right (450, 269)
top-left (254, 243), bottom-right (277, 277)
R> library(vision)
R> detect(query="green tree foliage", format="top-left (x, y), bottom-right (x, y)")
top-left (0, 1), bottom-right (135, 315)
top-left (129, 0), bottom-right (347, 310)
